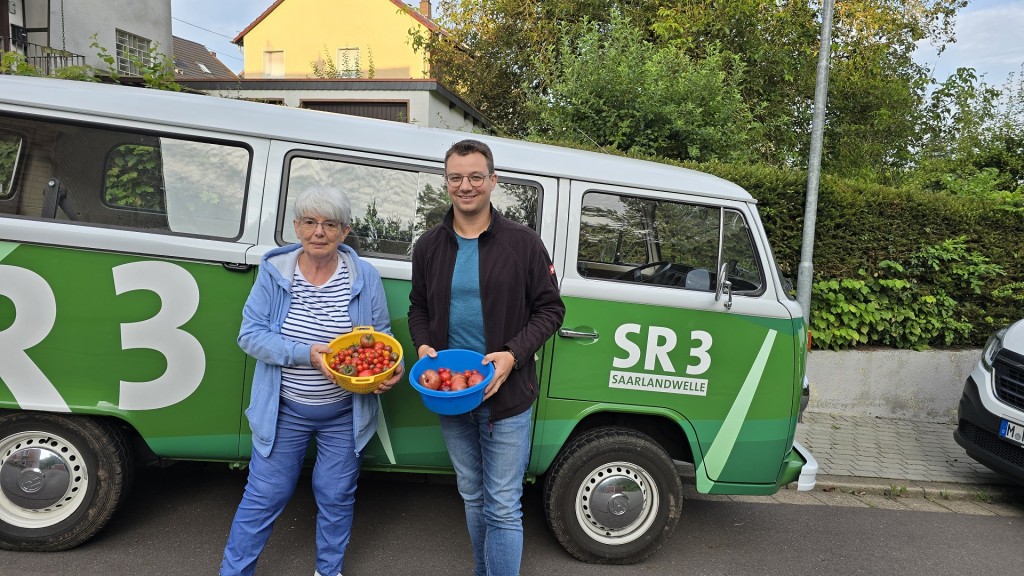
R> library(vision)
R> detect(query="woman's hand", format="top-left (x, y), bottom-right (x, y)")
top-left (311, 343), bottom-right (335, 382)
top-left (374, 363), bottom-right (404, 395)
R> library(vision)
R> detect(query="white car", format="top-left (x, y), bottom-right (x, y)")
top-left (954, 319), bottom-right (1024, 484)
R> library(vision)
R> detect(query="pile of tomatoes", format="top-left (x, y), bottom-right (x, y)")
top-left (418, 367), bottom-right (485, 392)
top-left (328, 334), bottom-right (399, 378)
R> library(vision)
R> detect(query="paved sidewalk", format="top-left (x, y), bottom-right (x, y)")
top-left (796, 412), bottom-right (1001, 484)
top-left (794, 412), bottom-right (1022, 503)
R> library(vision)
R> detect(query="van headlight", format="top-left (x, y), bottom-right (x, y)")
top-left (981, 327), bottom-right (1008, 370)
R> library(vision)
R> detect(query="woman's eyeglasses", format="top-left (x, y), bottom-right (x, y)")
top-left (298, 218), bottom-right (343, 234)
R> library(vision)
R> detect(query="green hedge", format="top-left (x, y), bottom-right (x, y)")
top-left (527, 138), bottom-right (1021, 349)
top-left (685, 161), bottom-right (1024, 349)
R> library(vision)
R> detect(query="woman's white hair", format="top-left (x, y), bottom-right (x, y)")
top-left (292, 186), bottom-right (352, 227)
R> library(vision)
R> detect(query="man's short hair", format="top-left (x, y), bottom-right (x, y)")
top-left (445, 139), bottom-right (494, 174)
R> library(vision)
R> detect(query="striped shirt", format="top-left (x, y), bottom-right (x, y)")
top-left (280, 257), bottom-right (353, 404)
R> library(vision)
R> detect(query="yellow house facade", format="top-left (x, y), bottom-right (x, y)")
top-left (234, 0), bottom-right (435, 79)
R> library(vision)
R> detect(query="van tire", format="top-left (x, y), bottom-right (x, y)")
top-left (0, 412), bottom-right (134, 551)
top-left (543, 426), bottom-right (682, 564)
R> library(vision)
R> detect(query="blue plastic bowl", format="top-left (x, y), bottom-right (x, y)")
top-left (409, 349), bottom-right (495, 415)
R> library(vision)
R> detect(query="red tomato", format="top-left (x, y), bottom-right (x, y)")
top-left (357, 369), bottom-right (375, 377)
top-left (419, 369), bottom-right (441, 390)
top-left (449, 373), bottom-right (468, 391)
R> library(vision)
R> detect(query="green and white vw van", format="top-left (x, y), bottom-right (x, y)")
top-left (0, 76), bottom-right (815, 562)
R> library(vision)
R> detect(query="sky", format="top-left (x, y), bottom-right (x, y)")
top-left (171, 0), bottom-right (1024, 89)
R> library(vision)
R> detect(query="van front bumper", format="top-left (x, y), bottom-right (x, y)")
top-left (954, 376), bottom-right (1024, 484)
top-left (775, 440), bottom-right (817, 492)
top-left (792, 441), bottom-right (818, 491)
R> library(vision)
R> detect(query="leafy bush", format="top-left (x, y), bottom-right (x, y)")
top-left (683, 161), bottom-right (1023, 348)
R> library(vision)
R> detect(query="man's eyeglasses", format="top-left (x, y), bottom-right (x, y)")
top-left (298, 218), bottom-right (343, 234)
top-left (445, 173), bottom-right (492, 187)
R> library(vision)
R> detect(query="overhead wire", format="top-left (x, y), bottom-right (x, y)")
top-left (171, 17), bottom-right (243, 63)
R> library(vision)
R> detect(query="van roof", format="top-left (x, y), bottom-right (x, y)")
top-left (0, 76), bottom-right (753, 202)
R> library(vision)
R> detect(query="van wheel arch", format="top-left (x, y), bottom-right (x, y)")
top-left (557, 411), bottom-right (695, 466)
top-left (543, 426), bottom-right (683, 564)
top-left (0, 411), bottom-right (134, 551)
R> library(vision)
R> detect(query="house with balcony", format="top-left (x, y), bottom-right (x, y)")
top-left (178, 0), bottom-right (490, 132)
top-left (2, 0), bottom-right (171, 76)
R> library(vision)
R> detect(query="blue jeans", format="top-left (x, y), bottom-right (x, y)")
top-left (221, 397), bottom-right (360, 576)
top-left (439, 404), bottom-right (532, 576)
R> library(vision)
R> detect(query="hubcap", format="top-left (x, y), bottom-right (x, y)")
top-left (574, 461), bottom-right (660, 545)
top-left (0, 431), bottom-right (88, 528)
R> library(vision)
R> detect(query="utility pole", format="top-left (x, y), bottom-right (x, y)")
top-left (796, 0), bottom-right (835, 323)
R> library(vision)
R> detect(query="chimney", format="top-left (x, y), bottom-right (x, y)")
top-left (419, 1), bottom-right (431, 19)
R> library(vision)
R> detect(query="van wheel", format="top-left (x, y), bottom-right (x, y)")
top-left (0, 412), bottom-right (133, 551)
top-left (543, 427), bottom-right (682, 564)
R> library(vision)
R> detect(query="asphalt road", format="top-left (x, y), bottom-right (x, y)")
top-left (0, 462), bottom-right (1018, 575)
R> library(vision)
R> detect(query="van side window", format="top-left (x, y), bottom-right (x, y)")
top-left (721, 209), bottom-right (764, 292)
top-left (104, 144), bottom-right (165, 211)
top-left (281, 155), bottom-right (540, 259)
top-left (0, 113), bottom-right (249, 238)
top-left (0, 131), bottom-right (23, 201)
top-left (576, 192), bottom-right (763, 293)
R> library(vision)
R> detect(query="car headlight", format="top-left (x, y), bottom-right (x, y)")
top-left (981, 327), bottom-right (1008, 370)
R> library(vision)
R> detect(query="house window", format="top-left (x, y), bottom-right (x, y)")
top-left (337, 48), bottom-right (360, 78)
top-left (264, 50), bottom-right (284, 78)
top-left (116, 29), bottom-right (152, 75)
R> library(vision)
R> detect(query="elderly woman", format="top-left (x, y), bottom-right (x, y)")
top-left (220, 186), bottom-right (403, 576)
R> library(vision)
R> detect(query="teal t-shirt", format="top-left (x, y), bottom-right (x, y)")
top-left (448, 234), bottom-right (486, 354)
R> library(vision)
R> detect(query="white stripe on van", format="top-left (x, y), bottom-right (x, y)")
top-left (696, 330), bottom-right (777, 481)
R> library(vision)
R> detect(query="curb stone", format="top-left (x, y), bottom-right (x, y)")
top-left (800, 474), bottom-right (1024, 504)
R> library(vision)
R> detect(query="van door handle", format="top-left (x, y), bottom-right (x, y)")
top-left (222, 262), bottom-right (253, 273)
top-left (558, 329), bottom-right (598, 339)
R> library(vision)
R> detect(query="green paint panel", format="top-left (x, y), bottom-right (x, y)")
top-left (0, 245), bottom-right (807, 491)
top-left (0, 243), bottom-right (252, 459)
top-left (545, 294), bottom-right (801, 485)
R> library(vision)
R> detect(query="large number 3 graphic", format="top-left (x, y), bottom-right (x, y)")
top-left (113, 261), bottom-right (205, 410)
top-left (0, 262), bottom-right (205, 411)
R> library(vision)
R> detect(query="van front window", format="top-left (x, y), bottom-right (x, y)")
top-left (577, 191), bottom-right (763, 293)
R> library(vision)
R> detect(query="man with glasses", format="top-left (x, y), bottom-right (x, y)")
top-left (409, 139), bottom-right (565, 576)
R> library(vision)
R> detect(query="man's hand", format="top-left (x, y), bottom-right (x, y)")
top-left (481, 350), bottom-right (516, 400)
top-left (417, 344), bottom-right (437, 359)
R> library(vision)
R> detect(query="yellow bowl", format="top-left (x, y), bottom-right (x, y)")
top-left (322, 327), bottom-right (403, 394)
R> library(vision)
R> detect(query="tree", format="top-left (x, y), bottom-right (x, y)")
top-left (652, 0), bottom-right (967, 176)
top-left (412, 0), bottom-right (661, 135)
top-left (526, 11), bottom-right (758, 162)
top-left (651, 0), bottom-right (820, 165)
top-left (910, 66), bottom-right (1024, 203)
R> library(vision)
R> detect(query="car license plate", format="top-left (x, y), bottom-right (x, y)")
top-left (999, 419), bottom-right (1024, 446)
